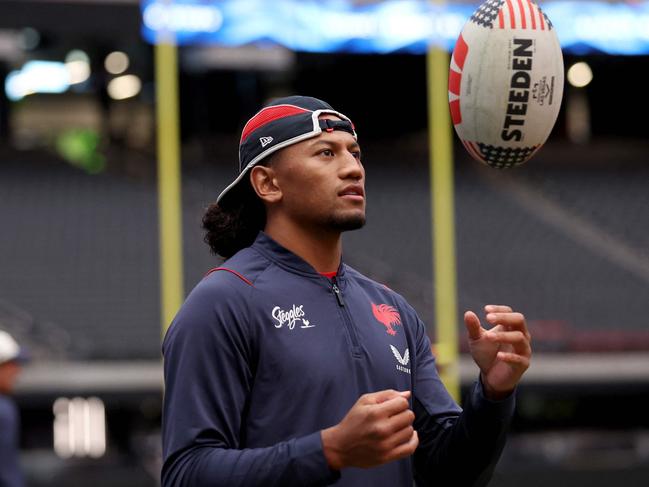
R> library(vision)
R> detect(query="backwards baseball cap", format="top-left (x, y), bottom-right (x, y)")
top-left (0, 330), bottom-right (29, 365)
top-left (216, 95), bottom-right (357, 208)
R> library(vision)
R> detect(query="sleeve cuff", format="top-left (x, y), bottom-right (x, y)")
top-left (291, 431), bottom-right (341, 486)
top-left (468, 378), bottom-right (516, 421)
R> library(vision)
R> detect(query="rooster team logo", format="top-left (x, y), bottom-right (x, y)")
top-left (371, 303), bottom-right (402, 336)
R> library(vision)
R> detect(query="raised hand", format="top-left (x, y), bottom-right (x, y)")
top-left (321, 389), bottom-right (419, 470)
top-left (464, 305), bottom-right (532, 400)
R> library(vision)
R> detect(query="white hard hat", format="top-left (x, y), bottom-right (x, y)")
top-left (0, 331), bottom-right (28, 365)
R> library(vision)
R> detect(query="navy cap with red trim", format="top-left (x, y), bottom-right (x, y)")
top-left (216, 95), bottom-right (357, 208)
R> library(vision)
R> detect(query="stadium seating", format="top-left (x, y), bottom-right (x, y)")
top-left (1, 139), bottom-right (648, 360)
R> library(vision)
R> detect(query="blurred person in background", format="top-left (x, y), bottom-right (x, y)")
top-left (162, 96), bottom-right (532, 486)
top-left (0, 331), bottom-right (28, 487)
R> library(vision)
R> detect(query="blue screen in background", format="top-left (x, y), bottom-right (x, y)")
top-left (140, 0), bottom-right (649, 55)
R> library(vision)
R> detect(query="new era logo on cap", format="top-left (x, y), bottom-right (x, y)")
top-left (259, 136), bottom-right (274, 147)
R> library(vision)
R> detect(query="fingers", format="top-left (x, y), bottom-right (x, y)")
top-left (376, 394), bottom-right (411, 417)
top-left (486, 330), bottom-right (532, 356)
top-left (383, 408), bottom-right (415, 434)
top-left (466, 306), bottom-right (528, 340)
top-left (371, 394), bottom-right (416, 442)
top-left (371, 402), bottom-right (416, 456)
top-left (331, 390), bottom-right (418, 469)
top-left (365, 393), bottom-right (417, 462)
top-left (386, 423), bottom-right (415, 448)
top-left (479, 304), bottom-right (532, 362)
top-left (485, 304), bottom-right (513, 313)
top-left (463, 311), bottom-right (483, 340)
top-left (486, 311), bottom-right (531, 340)
top-left (497, 351), bottom-right (531, 369)
top-left (486, 312), bottom-right (525, 328)
top-left (388, 430), bottom-right (419, 462)
top-left (364, 389), bottom-right (403, 405)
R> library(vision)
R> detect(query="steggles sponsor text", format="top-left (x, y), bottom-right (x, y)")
top-left (272, 305), bottom-right (315, 329)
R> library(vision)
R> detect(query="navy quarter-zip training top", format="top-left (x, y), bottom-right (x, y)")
top-left (162, 232), bottom-right (515, 486)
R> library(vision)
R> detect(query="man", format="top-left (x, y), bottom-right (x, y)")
top-left (0, 331), bottom-right (28, 487)
top-left (162, 96), bottom-right (532, 486)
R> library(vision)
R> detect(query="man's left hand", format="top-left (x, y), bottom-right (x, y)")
top-left (464, 305), bottom-right (532, 401)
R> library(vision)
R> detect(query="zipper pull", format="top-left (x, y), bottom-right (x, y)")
top-left (331, 278), bottom-right (345, 307)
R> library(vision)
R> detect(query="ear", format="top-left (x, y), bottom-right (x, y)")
top-left (250, 165), bottom-right (282, 204)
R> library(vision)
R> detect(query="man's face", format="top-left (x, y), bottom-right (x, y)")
top-left (0, 361), bottom-right (21, 394)
top-left (271, 114), bottom-right (366, 232)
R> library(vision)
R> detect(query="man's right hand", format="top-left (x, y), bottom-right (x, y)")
top-left (321, 389), bottom-right (419, 470)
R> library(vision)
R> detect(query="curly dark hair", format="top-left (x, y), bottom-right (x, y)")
top-left (202, 179), bottom-right (266, 259)
top-left (201, 150), bottom-right (281, 261)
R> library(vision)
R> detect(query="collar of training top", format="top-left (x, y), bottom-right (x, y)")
top-left (216, 95), bottom-right (357, 207)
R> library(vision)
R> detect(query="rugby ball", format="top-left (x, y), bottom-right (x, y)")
top-left (449, 0), bottom-right (564, 168)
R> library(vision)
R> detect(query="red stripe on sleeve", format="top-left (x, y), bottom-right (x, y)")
top-left (204, 267), bottom-right (254, 286)
top-left (538, 6), bottom-right (546, 30)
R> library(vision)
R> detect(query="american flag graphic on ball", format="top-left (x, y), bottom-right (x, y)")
top-left (470, 0), bottom-right (553, 31)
